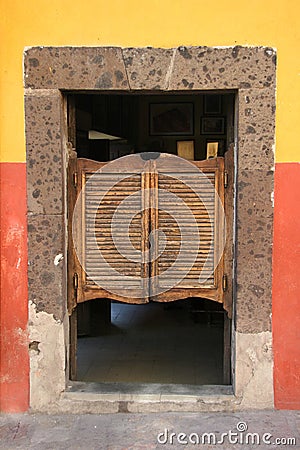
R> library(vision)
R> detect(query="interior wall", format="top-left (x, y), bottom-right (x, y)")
top-left (75, 93), bottom-right (234, 160)
top-left (135, 93), bottom-right (233, 158)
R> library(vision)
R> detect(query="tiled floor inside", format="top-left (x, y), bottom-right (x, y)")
top-left (77, 300), bottom-right (224, 385)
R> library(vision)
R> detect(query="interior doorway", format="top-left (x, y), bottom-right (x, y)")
top-left (68, 91), bottom-right (235, 386)
top-left (70, 92), bottom-right (235, 162)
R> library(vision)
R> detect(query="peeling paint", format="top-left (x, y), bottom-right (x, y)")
top-left (29, 301), bottom-right (67, 410)
top-left (235, 331), bottom-right (274, 409)
top-left (54, 253), bottom-right (64, 266)
top-left (164, 48), bottom-right (177, 90)
top-left (272, 143), bottom-right (276, 158)
top-left (29, 341), bottom-right (40, 354)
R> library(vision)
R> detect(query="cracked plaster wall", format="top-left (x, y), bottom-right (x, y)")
top-left (235, 331), bottom-right (274, 409)
top-left (29, 301), bottom-right (68, 410)
top-left (24, 46), bottom-right (276, 410)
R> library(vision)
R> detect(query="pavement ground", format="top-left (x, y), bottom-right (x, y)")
top-left (0, 410), bottom-right (299, 449)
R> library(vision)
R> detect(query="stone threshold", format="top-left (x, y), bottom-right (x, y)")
top-left (52, 381), bottom-right (239, 413)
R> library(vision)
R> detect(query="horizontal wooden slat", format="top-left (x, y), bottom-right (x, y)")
top-left (84, 172), bottom-right (143, 288)
top-left (75, 159), bottom-right (223, 302)
top-left (157, 171), bottom-right (216, 288)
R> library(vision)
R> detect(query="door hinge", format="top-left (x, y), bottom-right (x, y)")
top-left (73, 172), bottom-right (78, 189)
top-left (224, 171), bottom-right (228, 188)
top-left (222, 274), bottom-right (228, 292)
top-left (73, 273), bottom-right (79, 300)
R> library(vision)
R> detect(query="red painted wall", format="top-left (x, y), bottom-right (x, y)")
top-left (1, 161), bottom-right (300, 411)
top-left (0, 163), bottom-right (29, 412)
top-left (273, 162), bottom-right (300, 409)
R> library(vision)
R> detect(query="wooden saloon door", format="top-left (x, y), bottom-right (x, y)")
top-left (68, 156), bottom-right (151, 311)
top-left (68, 153), bottom-right (229, 315)
top-left (151, 156), bottom-right (225, 304)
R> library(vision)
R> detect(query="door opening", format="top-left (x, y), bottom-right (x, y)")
top-left (77, 298), bottom-right (228, 385)
top-left (70, 92), bottom-right (235, 162)
top-left (67, 91), bottom-right (235, 386)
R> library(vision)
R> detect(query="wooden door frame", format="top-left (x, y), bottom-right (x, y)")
top-left (67, 144), bottom-right (233, 383)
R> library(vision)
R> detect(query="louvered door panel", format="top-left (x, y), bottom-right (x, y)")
top-left (69, 156), bottom-right (226, 308)
top-left (152, 157), bottom-right (225, 304)
top-left (157, 172), bottom-right (215, 288)
top-left (85, 173), bottom-right (143, 285)
top-left (74, 159), bottom-right (149, 304)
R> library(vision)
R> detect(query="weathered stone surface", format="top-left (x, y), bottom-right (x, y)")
top-left (29, 301), bottom-right (67, 410)
top-left (236, 169), bottom-right (273, 333)
top-left (235, 331), bottom-right (274, 409)
top-left (238, 88), bottom-right (276, 170)
top-left (168, 46), bottom-right (276, 91)
top-left (24, 46), bottom-right (277, 92)
top-left (24, 45), bottom-right (277, 411)
top-left (122, 47), bottom-right (174, 90)
top-left (25, 91), bottom-right (63, 215)
top-left (24, 47), bottom-right (129, 90)
top-left (28, 215), bottom-right (65, 320)
top-left (2, 410), bottom-right (298, 447)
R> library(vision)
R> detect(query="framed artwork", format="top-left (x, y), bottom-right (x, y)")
top-left (201, 117), bottom-right (225, 134)
top-left (149, 103), bottom-right (194, 136)
top-left (177, 140), bottom-right (195, 160)
top-left (204, 94), bottom-right (222, 114)
top-left (206, 139), bottom-right (225, 156)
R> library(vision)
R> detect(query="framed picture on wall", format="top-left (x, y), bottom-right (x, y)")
top-left (204, 94), bottom-right (222, 114)
top-left (177, 140), bottom-right (195, 160)
top-left (206, 139), bottom-right (225, 156)
top-left (149, 103), bottom-right (194, 136)
top-left (201, 117), bottom-right (225, 134)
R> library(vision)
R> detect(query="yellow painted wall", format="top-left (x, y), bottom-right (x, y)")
top-left (1, 0), bottom-right (299, 163)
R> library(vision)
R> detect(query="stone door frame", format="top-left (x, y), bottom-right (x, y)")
top-left (24, 46), bottom-right (276, 411)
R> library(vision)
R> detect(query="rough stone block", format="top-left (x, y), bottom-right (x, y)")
top-left (24, 47), bottom-right (129, 90)
top-left (169, 46), bottom-right (276, 91)
top-left (28, 214), bottom-right (65, 320)
top-left (235, 169), bottom-right (273, 333)
top-left (25, 91), bottom-right (63, 215)
top-left (123, 47), bottom-right (174, 90)
top-left (238, 88), bottom-right (276, 171)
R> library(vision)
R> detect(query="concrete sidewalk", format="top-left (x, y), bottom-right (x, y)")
top-left (0, 410), bottom-right (299, 449)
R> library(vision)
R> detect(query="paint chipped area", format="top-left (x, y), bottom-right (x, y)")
top-left (236, 331), bottom-right (274, 409)
top-left (271, 191), bottom-right (274, 207)
top-left (54, 253), bottom-right (64, 266)
top-left (0, 326), bottom-right (29, 384)
top-left (29, 301), bottom-right (67, 410)
top-left (2, 225), bottom-right (25, 270)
